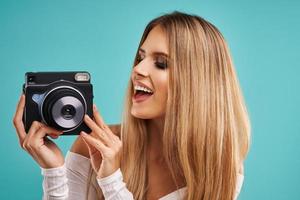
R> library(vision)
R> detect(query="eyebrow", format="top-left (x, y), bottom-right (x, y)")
top-left (139, 48), bottom-right (169, 57)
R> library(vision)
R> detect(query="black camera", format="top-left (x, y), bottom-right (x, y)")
top-left (22, 71), bottom-right (93, 135)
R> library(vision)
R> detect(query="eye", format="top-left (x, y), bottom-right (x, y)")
top-left (136, 54), bottom-right (145, 64)
top-left (155, 56), bottom-right (168, 70)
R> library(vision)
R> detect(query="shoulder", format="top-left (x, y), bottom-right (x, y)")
top-left (70, 124), bottom-right (121, 158)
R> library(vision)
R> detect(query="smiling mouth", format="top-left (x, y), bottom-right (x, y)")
top-left (132, 90), bottom-right (153, 103)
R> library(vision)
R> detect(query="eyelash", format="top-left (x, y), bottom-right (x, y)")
top-left (136, 55), bottom-right (168, 70)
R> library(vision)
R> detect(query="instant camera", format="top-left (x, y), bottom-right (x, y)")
top-left (22, 71), bottom-right (93, 135)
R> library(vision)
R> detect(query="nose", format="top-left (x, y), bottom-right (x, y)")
top-left (132, 59), bottom-right (150, 80)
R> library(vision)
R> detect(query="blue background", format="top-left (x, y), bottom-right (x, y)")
top-left (0, 0), bottom-right (299, 199)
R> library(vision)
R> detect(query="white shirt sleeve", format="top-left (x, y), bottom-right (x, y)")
top-left (41, 164), bottom-right (69, 200)
top-left (97, 168), bottom-right (134, 200)
top-left (41, 151), bottom-right (98, 200)
top-left (65, 151), bottom-right (95, 199)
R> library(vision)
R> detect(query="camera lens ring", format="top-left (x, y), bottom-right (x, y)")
top-left (40, 85), bottom-right (87, 132)
top-left (51, 96), bottom-right (84, 129)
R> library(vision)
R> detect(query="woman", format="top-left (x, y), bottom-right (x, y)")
top-left (13, 11), bottom-right (250, 200)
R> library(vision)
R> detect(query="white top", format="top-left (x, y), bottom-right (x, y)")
top-left (41, 151), bottom-right (244, 200)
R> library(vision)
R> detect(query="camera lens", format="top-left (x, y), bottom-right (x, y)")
top-left (61, 104), bottom-right (76, 120)
top-left (41, 86), bottom-right (86, 131)
top-left (51, 96), bottom-right (84, 129)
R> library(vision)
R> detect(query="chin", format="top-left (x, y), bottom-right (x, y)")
top-left (130, 107), bottom-right (165, 119)
top-left (130, 108), bottom-right (150, 119)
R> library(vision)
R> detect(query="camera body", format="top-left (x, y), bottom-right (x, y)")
top-left (23, 71), bottom-right (93, 135)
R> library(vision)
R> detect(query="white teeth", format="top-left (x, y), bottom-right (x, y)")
top-left (134, 85), bottom-right (153, 94)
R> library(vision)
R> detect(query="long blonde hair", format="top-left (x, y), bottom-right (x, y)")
top-left (86, 11), bottom-right (251, 200)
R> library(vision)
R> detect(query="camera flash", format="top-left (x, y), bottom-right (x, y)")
top-left (75, 73), bottom-right (90, 82)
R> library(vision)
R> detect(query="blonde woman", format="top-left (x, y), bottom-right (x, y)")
top-left (13, 11), bottom-right (250, 200)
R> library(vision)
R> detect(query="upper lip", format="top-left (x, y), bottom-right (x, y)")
top-left (133, 81), bottom-right (154, 93)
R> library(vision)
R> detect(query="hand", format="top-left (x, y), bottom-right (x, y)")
top-left (80, 105), bottom-right (122, 179)
top-left (13, 95), bottom-right (64, 169)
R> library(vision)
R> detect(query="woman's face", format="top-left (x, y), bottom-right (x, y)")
top-left (131, 25), bottom-right (169, 119)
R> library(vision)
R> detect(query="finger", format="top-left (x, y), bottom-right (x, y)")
top-left (92, 105), bottom-right (119, 142)
top-left (93, 104), bottom-right (106, 129)
top-left (13, 95), bottom-right (26, 142)
top-left (34, 125), bottom-right (63, 140)
top-left (84, 115), bottom-right (113, 146)
top-left (80, 131), bottom-right (109, 152)
top-left (82, 137), bottom-right (92, 154)
top-left (47, 134), bottom-right (59, 139)
top-left (27, 121), bottom-right (42, 136)
top-left (81, 134), bottom-right (98, 156)
top-left (14, 94), bottom-right (25, 123)
top-left (28, 125), bottom-right (62, 149)
top-left (26, 122), bottom-right (62, 144)
top-left (22, 121), bottom-right (42, 154)
top-left (22, 121), bottom-right (42, 150)
top-left (102, 125), bottom-right (120, 142)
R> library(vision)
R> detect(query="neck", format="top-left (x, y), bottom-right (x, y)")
top-left (146, 117), bottom-right (165, 162)
top-left (147, 117), bottom-right (165, 142)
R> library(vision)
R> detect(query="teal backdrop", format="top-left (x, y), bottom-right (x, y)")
top-left (0, 0), bottom-right (299, 199)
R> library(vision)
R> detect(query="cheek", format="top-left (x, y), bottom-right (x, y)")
top-left (155, 73), bottom-right (168, 100)
top-left (154, 85), bottom-right (168, 104)
top-left (152, 75), bottom-right (168, 110)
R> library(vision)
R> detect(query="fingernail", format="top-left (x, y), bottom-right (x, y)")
top-left (80, 131), bottom-right (87, 136)
top-left (93, 104), bottom-right (97, 111)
